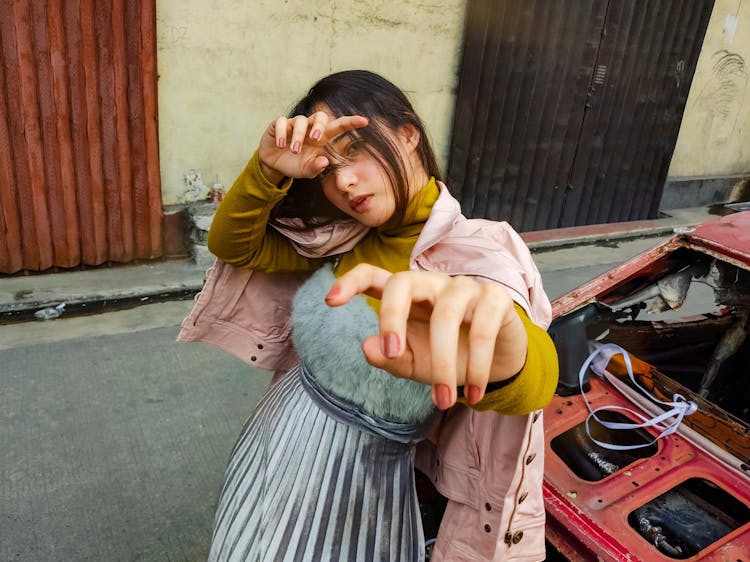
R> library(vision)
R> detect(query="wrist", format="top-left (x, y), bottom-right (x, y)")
top-left (487, 314), bottom-right (528, 382)
top-left (259, 159), bottom-right (285, 186)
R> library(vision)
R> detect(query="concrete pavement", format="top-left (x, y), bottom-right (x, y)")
top-left (0, 205), bottom-right (718, 562)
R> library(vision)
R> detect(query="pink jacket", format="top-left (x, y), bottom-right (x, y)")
top-left (179, 183), bottom-right (552, 561)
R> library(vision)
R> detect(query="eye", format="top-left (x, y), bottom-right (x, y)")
top-left (345, 140), bottom-right (363, 157)
top-left (318, 161), bottom-right (342, 180)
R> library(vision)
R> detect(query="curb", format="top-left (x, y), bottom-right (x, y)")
top-left (0, 284), bottom-right (202, 321)
top-left (524, 223), bottom-right (681, 251)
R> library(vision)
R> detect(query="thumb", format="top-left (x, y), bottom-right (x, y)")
top-left (304, 155), bottom-right (329, 178)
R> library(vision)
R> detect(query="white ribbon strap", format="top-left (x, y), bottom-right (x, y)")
top-left (579, 343), bottom-right (698, 451)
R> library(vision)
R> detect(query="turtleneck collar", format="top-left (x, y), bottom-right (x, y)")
top-left (335, 177), bottom-right (440, 278)
top-left (378, 176), bottom-right (439, 238)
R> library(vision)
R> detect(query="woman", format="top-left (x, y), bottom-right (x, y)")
top-left (181, 70), bottom-right (558, 561)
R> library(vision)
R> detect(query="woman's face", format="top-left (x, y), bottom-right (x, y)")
top-left (318, 133), bottom-right (399, 227)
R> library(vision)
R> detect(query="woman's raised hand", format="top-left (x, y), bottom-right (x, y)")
top-left (325, 264), bottom-right (529, 410)
top-left (258, 111), bottom-right (369, 184)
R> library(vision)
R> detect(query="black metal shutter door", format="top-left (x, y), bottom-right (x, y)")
top-left (448, 0), bottom-right (713, 231)
top-left (564, 0), bottom-right (714, 227)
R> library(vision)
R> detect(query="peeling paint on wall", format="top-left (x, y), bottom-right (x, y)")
top-left (182, 170), bottom-right (208, 202)
top-left (724, 13), bottom-right (740, 44)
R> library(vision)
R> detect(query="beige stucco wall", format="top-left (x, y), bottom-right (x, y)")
top-left (669, 0), bottom-right (750, 178)
top-left (156, 0), bottom-right (467, 205)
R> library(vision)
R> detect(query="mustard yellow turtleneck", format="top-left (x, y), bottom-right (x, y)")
top-left (208, 151), bottom-right (558, 415)
top-left (335, 176), bottom-right (438, 277)
top-left (207, 150), bottom-right (438, 278)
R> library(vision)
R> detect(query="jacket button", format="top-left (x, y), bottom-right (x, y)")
top-left (512, 531), bottom-right (524, 544)
top-left (525, 453), bottom-right (536, 465)
top-left (484, 502), bottom-right (492, 511)
top-left (250, 356), bottom-right (257, 361)
top-left (532, 411), bottom-right (540, 423)
top-left (504, 532), bottom-right (513, 545)
top-left (257, 344), bottom-right (263, 350)
top-left (484, 524), bottom-right (491, 533)
top-left (518, 491), bottom-right (528, 504)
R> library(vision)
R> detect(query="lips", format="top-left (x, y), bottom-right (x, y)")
top-left (349, 194), bottom-right (372, 213)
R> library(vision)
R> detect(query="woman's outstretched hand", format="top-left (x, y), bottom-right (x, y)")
top-left (258, 111), bottom-right (369, 184)
top-left (325, 264), bottom-right (529, 410)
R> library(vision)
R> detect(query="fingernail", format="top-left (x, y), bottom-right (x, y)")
top-left (291, 141), bottom-right (301, 153)
top-left (311, 130), bottom-right (321, 141)
top-left (324, 285), bottom-right (341, 302)
top-left (433, 384), bottom-right (452, 410)
top-left (466, 385), bottom-right (483, 404)
top-left (381, 332), bottom-right (400, 358)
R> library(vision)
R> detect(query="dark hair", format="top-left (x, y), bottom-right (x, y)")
top-left (274, 70), bottom-right (442, 224)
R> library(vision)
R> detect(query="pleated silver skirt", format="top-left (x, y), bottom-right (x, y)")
top-left (207, 365), bottom-right (425, 562)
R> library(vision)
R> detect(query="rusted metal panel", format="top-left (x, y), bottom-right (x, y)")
top-left (551, 212), bottom-right (750, 319)
top-left (0, 20), bottom-right (24, 274)
top-left (545, 209), bottom-right (750, 559)
top-left (688, 211), bottom-right (750, 265)
top-left (449, 0), bottom-right (714, 231)
top-left (0, 0), bottom-right (161, 274)
top-left (605, 353), bottom-right (750, 463)
top-left (544, 378), bottom-right (750, 561)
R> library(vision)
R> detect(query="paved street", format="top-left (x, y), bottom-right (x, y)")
top-left (1, 300), bottom-right (272, 562)
top-left (0, 232), bottom-right (673, 562)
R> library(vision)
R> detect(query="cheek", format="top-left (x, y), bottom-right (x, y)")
top-left (321, 181), bottom-right (337, 203)
top-left (321, 182), bottom-right (349, 212)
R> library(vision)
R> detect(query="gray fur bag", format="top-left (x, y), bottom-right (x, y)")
top-left (292, 265), bottom-right (435, 423)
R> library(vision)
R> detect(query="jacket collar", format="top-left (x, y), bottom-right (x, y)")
top-left (410, 181), bottom-right (463, 259)
top-left (269, 217), bottom-right (369, 258)
top-left (268, 181), bottom-right (462, 260)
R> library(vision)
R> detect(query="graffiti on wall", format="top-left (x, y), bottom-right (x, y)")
top-left (695, 49), bottom-right (748, 143)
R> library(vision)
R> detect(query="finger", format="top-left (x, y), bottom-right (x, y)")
top-left (375, 271), bottom-right (453, 360)
top-left (289, 115), bottom-right (310, 154)
top-left (274, 116), bottom-right (288, 148)
top-left (429, 277), bottom-right (480, 408)
top-left (324, 263), bottom-right (392, 306)
top-left (377, 272), bottom-right (424, 359)
top-left (324, 115), bottom-right (369, 140)
top-left (360, 335), bottom-right (417, 380)
top-left (308, 111), bottom-right (329, 142)
top-left (464, 285), bottom-right (507, 404)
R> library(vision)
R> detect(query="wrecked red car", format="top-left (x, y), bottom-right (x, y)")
top-left (543, 209), bottom-right (750, 560)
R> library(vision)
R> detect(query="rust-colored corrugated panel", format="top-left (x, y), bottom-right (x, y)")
top-left (0, 0), bottom-right (161, 274)
top-left (0, 14), bottom-right (24, 274)
top-left (448, 0), bottom-right (713, 231)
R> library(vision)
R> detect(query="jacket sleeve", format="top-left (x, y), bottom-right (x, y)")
top-left (207, 151), bottom-right (321, 273)
top-left (458, 304), bottom-right (558, 415)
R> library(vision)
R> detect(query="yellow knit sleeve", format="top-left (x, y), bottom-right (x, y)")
top-left (207, 151), bottom-right (321, 273)
top-left (458, 304), bottom-right (559, 415)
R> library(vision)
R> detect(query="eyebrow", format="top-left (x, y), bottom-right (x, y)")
top-left (329, 131), bottom-right (356, 147)
top-left (323, 132), bottom-right (356, 161)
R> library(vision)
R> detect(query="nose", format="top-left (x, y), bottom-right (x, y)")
top-left (334, 167), bottom-right (356, 193)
